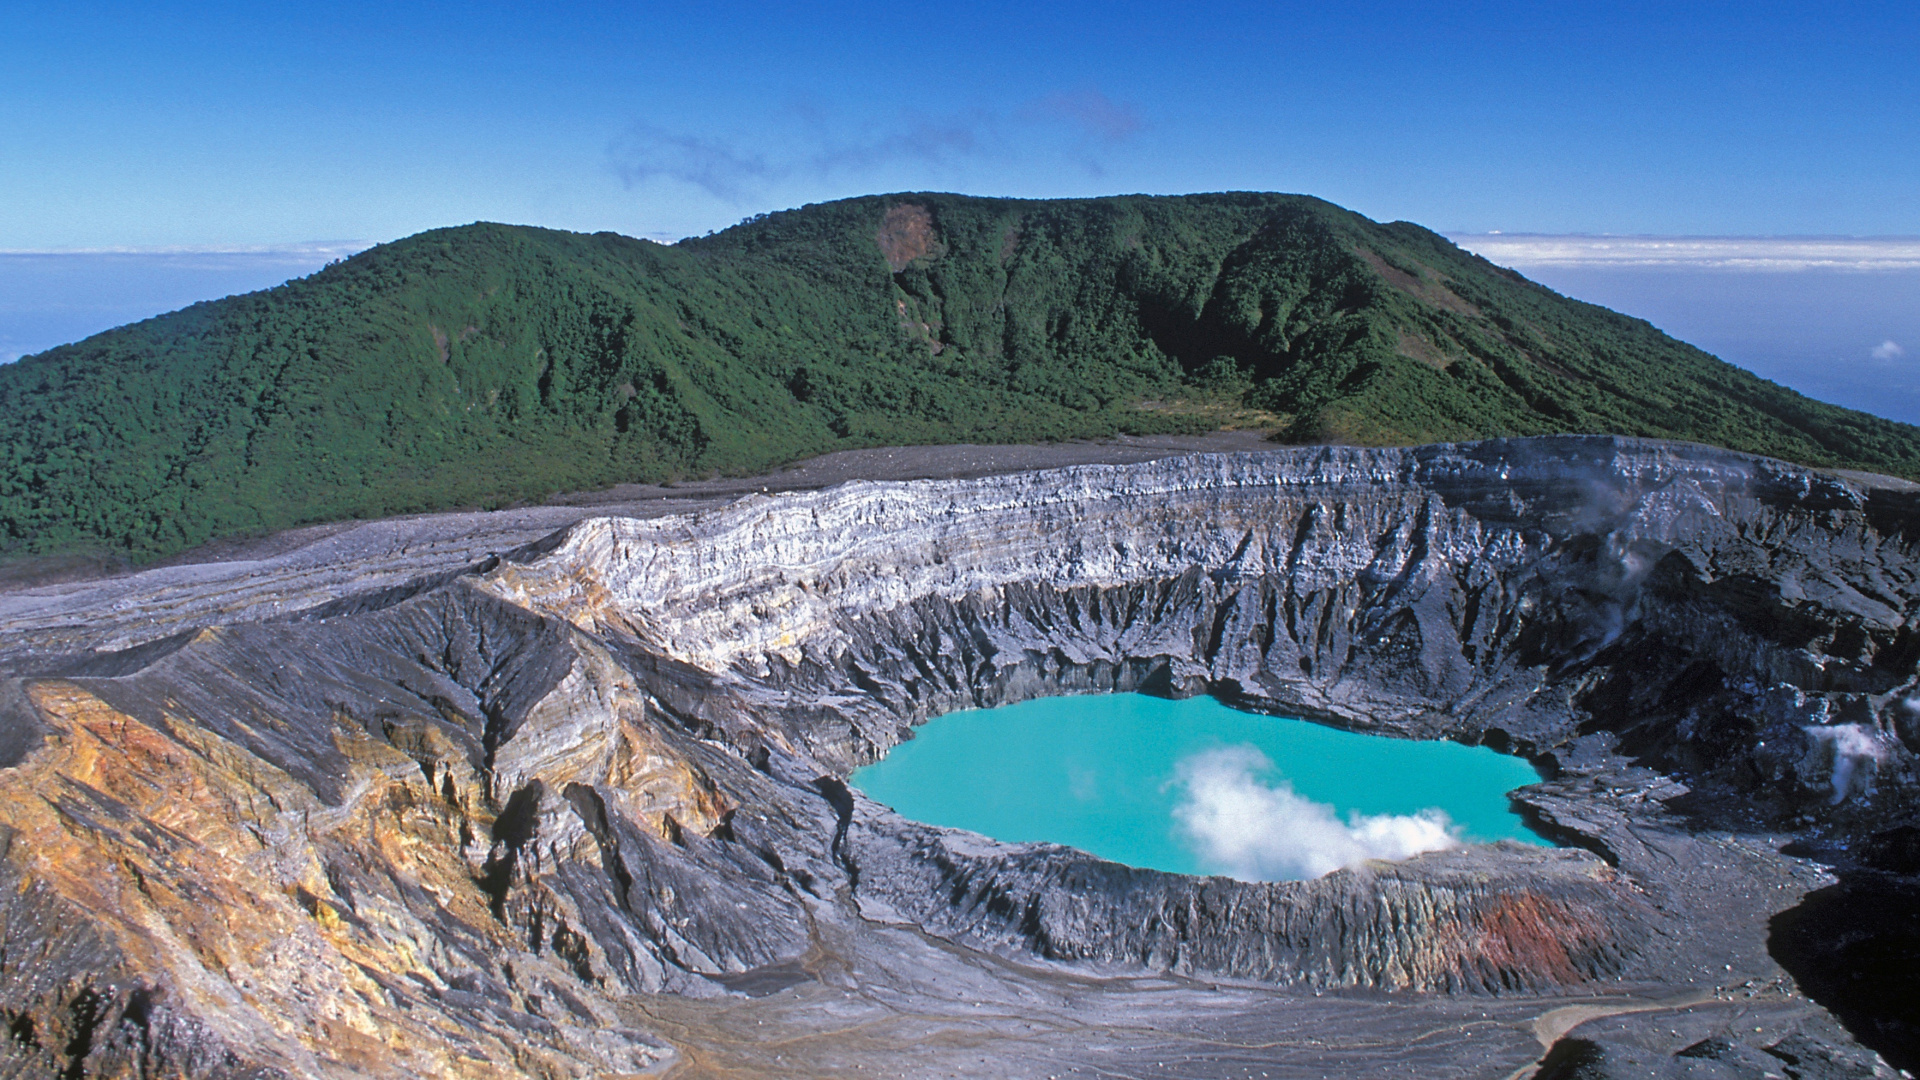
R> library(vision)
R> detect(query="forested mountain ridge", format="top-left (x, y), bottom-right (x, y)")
top-left (6, 191), bottom-right (1918, 563)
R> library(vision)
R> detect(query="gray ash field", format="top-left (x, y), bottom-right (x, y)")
top-left (0, 435), bottom-right (1914, 1078)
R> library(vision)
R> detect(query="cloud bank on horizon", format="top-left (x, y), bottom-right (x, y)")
top-left (1171, 745), bottom-right (1461, 881)
top-left (1449, 235), bottom-right (1920, 272)
top-left (0, 241), bottom-right (372, 259)
top-left (0, 244), bottom-right (372, 365)
top-left (1446, 233), bottom-right (1920, 424)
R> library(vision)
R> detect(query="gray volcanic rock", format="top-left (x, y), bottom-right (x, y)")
top-left (0, 435), bottom-right (1915, 1078)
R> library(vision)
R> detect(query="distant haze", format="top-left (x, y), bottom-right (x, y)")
top-left (5, 230), bottom-right (1919, 429)
top-left (1453, 235), bottom-right (1920, 272)
top-left (0, 244), bottom-right (368, 364)
top-left (1451, 235), bottom-right (1920, 427)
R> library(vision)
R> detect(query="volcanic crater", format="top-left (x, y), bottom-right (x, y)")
top-left (1, 435), bottom-right (1915, 1079)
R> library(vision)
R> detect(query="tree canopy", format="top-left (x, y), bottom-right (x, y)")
top-left (6, 192), bottom-right (1917, 562)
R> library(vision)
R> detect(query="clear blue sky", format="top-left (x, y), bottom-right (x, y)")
top-left (3, 0), bottom-right (1917, 248)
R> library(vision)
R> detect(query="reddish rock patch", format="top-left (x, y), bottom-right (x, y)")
top-left (878, 204), bottom-right (941, 272)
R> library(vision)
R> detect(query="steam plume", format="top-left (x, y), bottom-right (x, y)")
top-left (1171, 745), bottom-right (1460, 881)
top-left (1803, 724), bottom-right (1889, 804)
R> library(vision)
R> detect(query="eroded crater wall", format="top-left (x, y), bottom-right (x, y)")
top-left (1, 436), bottom-right (1915, 1078)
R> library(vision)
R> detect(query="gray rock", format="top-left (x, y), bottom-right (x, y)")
top-left (0, 435), bottom-right (1912, 1078)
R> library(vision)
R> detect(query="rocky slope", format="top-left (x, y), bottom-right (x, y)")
top-left (1, 435), bottom-right (1915, 1078)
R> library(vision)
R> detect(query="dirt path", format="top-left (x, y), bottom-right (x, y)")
top-left (1497, 991), bottom-right (1716, 1080)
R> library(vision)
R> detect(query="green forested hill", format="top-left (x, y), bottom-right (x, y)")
top-left (6, 191), bottom-right (1919, 562)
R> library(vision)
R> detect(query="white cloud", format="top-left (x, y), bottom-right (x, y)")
top-left (607, 125), bottom-right (778, 202)
top-left (1170, 745), bottom-right (1460, 881)
top-left (1447, 234), bottom-right (1920, 273)
top-left (607, 88), bottom-right (1145, 203)
top-left (1872, 340), bottom-right (1906, 360)
top-left (1018, 88), bottom-right (1145, 144)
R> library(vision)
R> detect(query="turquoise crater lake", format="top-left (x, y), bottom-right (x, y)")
top-left (851, 694), bottom-right (1550, 881)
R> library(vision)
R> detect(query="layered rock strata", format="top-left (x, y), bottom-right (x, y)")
top-left (0, 436), bottom-right (1914, 1078)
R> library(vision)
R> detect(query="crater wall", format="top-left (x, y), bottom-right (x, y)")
top-left (1, 436), bottom-right (1913, 1078)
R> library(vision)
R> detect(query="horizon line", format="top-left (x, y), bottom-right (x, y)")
top-left (5, 231), bottom-right (1920, 269)
top-left (0, 241), bottom-right (376, 257)
top-left (1446, 234), bottom-right (1920, 272)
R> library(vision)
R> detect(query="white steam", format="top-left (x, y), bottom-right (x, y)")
top-left (1802, 724), bottom-right (1890, 804)
top-left (1170, 745), bottom-right (1461, 881)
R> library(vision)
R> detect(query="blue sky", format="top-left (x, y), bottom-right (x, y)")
top-left (3, 0), bottom-right (1916, 246)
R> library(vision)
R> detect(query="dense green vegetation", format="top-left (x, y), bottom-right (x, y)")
top-left (6, 191), bottom-right (1920, 563)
